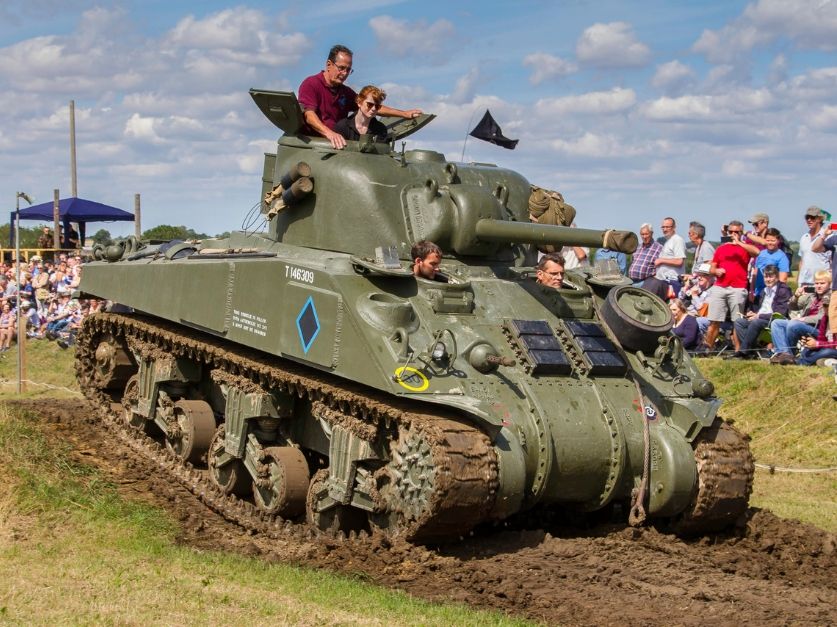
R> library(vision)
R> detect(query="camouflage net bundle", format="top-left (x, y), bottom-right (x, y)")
top-left (528, 186), bottom-right (577, 253)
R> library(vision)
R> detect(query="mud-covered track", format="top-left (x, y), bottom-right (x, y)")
top-left (75, 312), bottom-right (498, 541)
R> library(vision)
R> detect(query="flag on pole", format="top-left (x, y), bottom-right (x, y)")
top-left (468, 110), bottom-right (518, 149)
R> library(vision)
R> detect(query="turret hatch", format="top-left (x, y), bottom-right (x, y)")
top-left (250, 89), bottom-right (305, 136)
top-left (250, 88), bottom-right (434, 141)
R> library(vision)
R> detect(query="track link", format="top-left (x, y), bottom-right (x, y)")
top-left (671, 419), bottom-right (754, 535)
top-left (75, 312), bottom-right (498, 543)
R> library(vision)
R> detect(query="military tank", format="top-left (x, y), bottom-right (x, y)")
top-left (75, 89), bottom-right (753, 542)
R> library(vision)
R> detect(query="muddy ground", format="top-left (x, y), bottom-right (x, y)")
top-left (11, 399), bottom-right (836, 626)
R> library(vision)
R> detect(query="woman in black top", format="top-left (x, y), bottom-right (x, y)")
top-left (334, 85), bottom-right (389, 142)
top-left (669, 297), bottom-right (701, 350)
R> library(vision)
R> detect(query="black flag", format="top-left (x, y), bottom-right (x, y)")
top-left (468, 110), bottom-right (518, 149)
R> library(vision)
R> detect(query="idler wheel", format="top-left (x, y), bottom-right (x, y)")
top-left (165, 400), bottom-right (216, 464)
top-left (207, 425), bottom-right (251, 497)
top-left (600, 285), bottom-right (673, 353)
top-left (122, 375), bottom-right (153, 435)
top-left (93, 334), bottom-right (133, 390)
top-left (306, 469), bottom-right (369, 534)
top-left (253, 446), bottom-right (310, 517)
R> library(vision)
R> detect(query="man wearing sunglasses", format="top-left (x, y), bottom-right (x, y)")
top-left (798, 206), bottom-right (830, 287)
top-left (298, 44), bottom-right (423, 149)
top-left (703, 219), bottom-right (756, 351)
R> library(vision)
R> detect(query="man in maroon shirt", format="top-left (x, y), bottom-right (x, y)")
top-left (298, 44), bottom-right (422, 149)
top-left (704, 220), bottom-right (757, 351)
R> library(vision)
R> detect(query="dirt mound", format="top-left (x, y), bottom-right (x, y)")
top-left (10, 399), bottom-right (836, 626)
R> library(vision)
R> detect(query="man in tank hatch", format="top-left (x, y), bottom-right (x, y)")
top-left (298, 44), bottom-right (423, 150)
top-left (411, 240), bottom-right (448, 283)
top-left (535, 252), bottom-right (567, 289)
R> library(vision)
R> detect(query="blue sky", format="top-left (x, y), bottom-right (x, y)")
top-left (1, 0), bottom-right (835, 241)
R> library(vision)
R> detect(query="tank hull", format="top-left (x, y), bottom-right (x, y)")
top-left (78, 241), bottom-right (752, 535)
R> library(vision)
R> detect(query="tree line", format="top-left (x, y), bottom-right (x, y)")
top-left (0, 223), bottom-right (231, 248)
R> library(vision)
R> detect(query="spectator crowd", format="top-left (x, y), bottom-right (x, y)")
top-left (615, 207), bottom-right (835, 369)
top-left (0, 251), bottom-right (99, 353)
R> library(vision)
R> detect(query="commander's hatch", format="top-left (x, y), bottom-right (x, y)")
top-left (250, 89), bottom-right (305, 135)
top-left (249, 88), bottom-right (434, 141)
top-left (377, 113), bottom-right (435, 141)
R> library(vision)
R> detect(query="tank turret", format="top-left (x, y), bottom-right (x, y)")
top-left (75, 88), bottom-right (753, 544)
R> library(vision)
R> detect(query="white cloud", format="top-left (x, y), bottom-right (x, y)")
top-left (449, 67), bottom-right (481, 105)
top-left (163, 9), bottom-right (310, 68)
top-left (550, 132), bottom-right (664, 158)
top-left (810, 105), bottom-right (837, 131)
top-left (767, 53), bottom-right (788, 85)
top-left (522, 53), bottom-right (578, 85)
top-left (535, 88), bottom-right (636, 116)
top-left (369, 15), bottom-right (455, 61)
top-left (576, 22), bottom-right (650, 68)
top-left (651, 60), bottom-right (694, 91)
top-left (642, 88), bottom-right (775, 122)
top-left (124, 113), bottom-right (161, 143)
top-left (721, 160), bottom-right (756, 176)
top-left (693, 0), bottom-right (837, 63)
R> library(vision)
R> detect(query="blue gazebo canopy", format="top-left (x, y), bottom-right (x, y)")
top-left (10, 196), bottom-right (135, 247)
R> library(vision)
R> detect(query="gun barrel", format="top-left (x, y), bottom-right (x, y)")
top-left (475, 219), bottom-right (638, 254)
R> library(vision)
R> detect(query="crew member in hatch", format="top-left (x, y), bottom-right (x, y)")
top-left (334, 85), bottom-right (389, 142)
top-left (298, 44), bottom-right (422, 150)
top-left (535, 252), bottom-right (566, 289)
top-left (411, 240), bottom-right (448, 283)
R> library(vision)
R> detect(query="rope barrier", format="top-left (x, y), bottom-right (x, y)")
top-left (755, 462), bottom-right (837, 474)
top-left (0, 376), bottom-right (83, 396)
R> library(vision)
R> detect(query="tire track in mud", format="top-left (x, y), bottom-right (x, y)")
top-left (10, 398), bottom-right (837, 626)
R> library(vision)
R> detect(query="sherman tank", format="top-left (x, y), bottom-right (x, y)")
top-left (75, 89), bottom-right (753, 542)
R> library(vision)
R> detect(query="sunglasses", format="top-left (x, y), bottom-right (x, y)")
top-left (363, 100), bottom-right (381, 109)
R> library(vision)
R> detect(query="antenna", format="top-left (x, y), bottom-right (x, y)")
top-left (460, 108), bottom-right (479, 163)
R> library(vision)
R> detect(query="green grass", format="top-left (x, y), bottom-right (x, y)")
top-left (701, 357), bottom-right (837, 531)
top-left (0, 405), bottom-right (531, 626)
top-left (0, 337), bottom-right (78, 398)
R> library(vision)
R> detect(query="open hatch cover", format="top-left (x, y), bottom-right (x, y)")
top-left (249, 88), bottom-right (434, 141)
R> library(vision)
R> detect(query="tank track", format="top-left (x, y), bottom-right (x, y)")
top-left (670, 419), bottom-right (754, 535)
top-left (75, 312), bottom-right (498, 543)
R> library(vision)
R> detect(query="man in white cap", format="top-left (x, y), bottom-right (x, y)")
top-left (798, 206), bottom-right (831, 287)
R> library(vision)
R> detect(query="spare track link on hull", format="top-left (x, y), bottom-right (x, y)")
top-left (671, 419), bottom-right (754, 535)
top-left (75, 313), bottom-right (498, 543)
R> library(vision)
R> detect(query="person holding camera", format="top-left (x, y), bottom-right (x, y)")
top-left (703, 220), bottom-right (757, 351)
top-left (769, 270), bottom-right (831, 364)
top-left (796, 310), bottom-right (837, 366)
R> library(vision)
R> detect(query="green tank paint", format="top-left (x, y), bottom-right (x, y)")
top-left (77, 89), bottom-right (752, 537)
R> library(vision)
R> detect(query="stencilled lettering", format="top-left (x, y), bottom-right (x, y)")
top-left (232, 309), bottom-right (268, 337)
top-left (285, 265), bottom-right (315, 284)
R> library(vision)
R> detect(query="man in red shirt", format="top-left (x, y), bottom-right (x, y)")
top-left (298, 44), bottom-right (422, 150)
top-left (704, 220), bottom-right (757, 351)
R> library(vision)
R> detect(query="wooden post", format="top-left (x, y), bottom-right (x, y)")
top-left (70, 100), bottom-right (78, 198)
top-left (134, 193), bottom-right (142, 239)
top-left (53, 189), bottom-right (60, 250)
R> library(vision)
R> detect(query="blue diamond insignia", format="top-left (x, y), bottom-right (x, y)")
top-left (296, 296), bottom-right (320, 354)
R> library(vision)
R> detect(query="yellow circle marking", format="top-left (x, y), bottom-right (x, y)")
top-left (394, 366), bottom-right (430, 392)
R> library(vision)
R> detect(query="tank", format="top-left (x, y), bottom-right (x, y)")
top-left (74, 89), bottom-right (753, 542)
